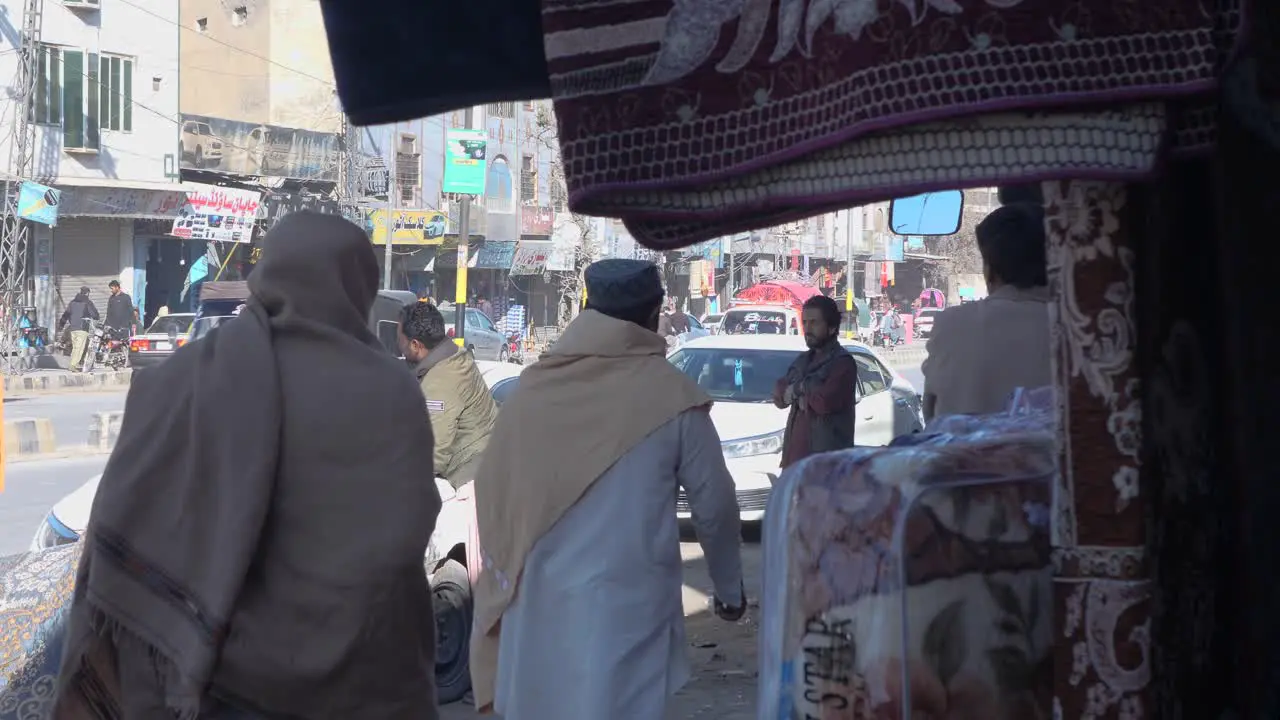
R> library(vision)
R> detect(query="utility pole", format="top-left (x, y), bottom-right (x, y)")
top-left (0, 0), bottom-right (44, 374)
top-left (844, 208), bottom-right (858, 339)
top-left (453, 106), bottom-right (474, 347)
top-left (383, 122), bottom-right (399, 290)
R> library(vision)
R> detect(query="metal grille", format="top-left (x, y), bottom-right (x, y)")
top-left (677, 487), bottom-right (771, 514)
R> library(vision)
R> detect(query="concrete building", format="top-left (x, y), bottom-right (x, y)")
top-left (0, 0), bottom-right (183, 333)
top-left (162, 0), bottom-right (343, 320)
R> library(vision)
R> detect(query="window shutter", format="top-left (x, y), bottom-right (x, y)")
top-left (122, 59), bottom-right (132, 131)
top-left (50, 48), bottom-right (62, 122)
top-left (62, 50), bottom-right (84, 148)
top-left (35, 47), bottom-right (48, 122)
top-left (109, 56), bottom-right (121, 131)
top-left (86, 52), bottom-right (99, 149)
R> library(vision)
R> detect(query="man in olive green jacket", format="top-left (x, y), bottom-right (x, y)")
top-left (399, 302), bottom-right (499, 488)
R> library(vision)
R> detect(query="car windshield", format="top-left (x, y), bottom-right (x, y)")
top-left (146, 315), bottom-right (193, 335)
top-left (668, 347), bottom-right (801, 402)
top-left (722, 310), bottom-right (788, 334)
top-left (189, 316), bottom-right (229, 341)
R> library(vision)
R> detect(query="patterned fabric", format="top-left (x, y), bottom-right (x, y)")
top-left (0, 544), bottom-right (82, 720)
top-left (760, 428), bottom-right (1056, 718)
top-left (544, 0), bottom-right (1241, 248)
top-left (1042, 180), bottom-right (1150, 719)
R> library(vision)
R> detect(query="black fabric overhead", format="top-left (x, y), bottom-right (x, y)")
top-left (319, 0), bottom-right (551, 126)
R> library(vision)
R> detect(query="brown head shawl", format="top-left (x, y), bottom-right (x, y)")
top-left (54, 212), bottom-right (442, 720)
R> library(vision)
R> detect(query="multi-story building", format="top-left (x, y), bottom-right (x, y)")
top-left (160, 0), bottom-right (343, 319)
top-left (0, 0), bottom-right (183, 332)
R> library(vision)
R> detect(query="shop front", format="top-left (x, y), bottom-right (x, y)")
top-left (35, 180), bottom-right (188, 338)
top-left (136, 183), bottom-right (263, 325)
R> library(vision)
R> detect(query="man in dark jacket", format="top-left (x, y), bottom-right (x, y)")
top-left (59, 286), bottom-right (99, 371)
top-left (772, 295), bottom-right (858, 467)
top-left (105, 279), bottom-right (137, 335)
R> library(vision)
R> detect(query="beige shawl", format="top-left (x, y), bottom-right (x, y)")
top-left (469, 309), bottom-right (711, 712)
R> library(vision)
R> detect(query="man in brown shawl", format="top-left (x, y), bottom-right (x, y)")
top-left (52, 212), bottom-right (443, 719)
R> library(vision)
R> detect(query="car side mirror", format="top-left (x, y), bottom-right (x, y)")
top-left (889, 190), bottom-right (963, 235)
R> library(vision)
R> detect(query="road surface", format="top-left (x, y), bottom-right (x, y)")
top-left (0, 455), bottom-right (108, 555)
top-left (3, 389), bottom-right (127, 450)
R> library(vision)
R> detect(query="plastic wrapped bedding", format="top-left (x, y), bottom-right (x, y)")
top-left (759, 407), bottom-right (1056, 719)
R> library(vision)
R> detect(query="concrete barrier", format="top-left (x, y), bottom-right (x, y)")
top-left (88, 411), bottom-right (125, 451)
top-left (3, 418), bottom-right (57, 458)
top-left (3, 369), bottom-right (132, 394)
top-left (880, 346), bottom-right (929, 370)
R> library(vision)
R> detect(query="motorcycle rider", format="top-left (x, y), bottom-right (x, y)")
top-left (399, 301), bottom-right (499, 489)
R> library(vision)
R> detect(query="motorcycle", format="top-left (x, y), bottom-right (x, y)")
top-left (82, 321), bottom-right (129, 372)
top-left (506, 331), bottom-right (525, 365)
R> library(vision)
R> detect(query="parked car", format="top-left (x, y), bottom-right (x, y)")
top-left (30, 359), bottom-right (527, 705)
top-left (464, 334), bottom-right (924, 523)
top-left (128, 313), bottom-right (196, 368)
top-left (438, 303), bottom-right (509, 362)
top-left (669, 312), bottom-right (711, 349)
top-left (701, 312), bottom-right (725, 334)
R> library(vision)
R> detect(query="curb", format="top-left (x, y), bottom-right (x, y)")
top-left (3, 370), bottom-right (133, 394)
top-left (3, 418), bottom-right (57, 458)
top-left (89, 411), bottom-right (124, 451)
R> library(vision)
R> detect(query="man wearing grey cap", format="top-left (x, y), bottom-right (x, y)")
top-left (470, 258), bottom-right (744, 720)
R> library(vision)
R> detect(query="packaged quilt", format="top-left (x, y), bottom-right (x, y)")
top-left (759, 418), bottom-right (1055, 720)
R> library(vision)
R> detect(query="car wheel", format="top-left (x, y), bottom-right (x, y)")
top-left (195, 146), bottom-right (204, 167)
top-left (429, 559), bottom-right (473, 704)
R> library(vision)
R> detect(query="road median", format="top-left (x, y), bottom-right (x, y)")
top-left (880, 345), bottom-right (928, 370)
top-left (3, 418), bottom-right (58, 459)
top-left (88, 411), bottom-right (124, 452)
top-left (3, 370), bottom-right (132, 395)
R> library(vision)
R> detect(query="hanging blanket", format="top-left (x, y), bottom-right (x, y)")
top-left (0, 544), bottom-right (82, 720)
top-left (544, 0), bottom-right (1242, 248)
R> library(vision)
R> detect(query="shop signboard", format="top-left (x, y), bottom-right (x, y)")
top-left (170, 183), bottom-right (262, 244)
top-left (520, 206), bottom-right (553, 236)
top-left (179, 113), bottom-right (340, 181)
top-left (17, 182), bottom-right (60, 226)
top-left (510, 244), bottom-right (550, 275)
top-left (443, 128), bottom-right (487, 195)
top-left (475, 241), bottom-right (518, 269)
top-left (365, 209), bottom-right (449, 245)
top-left (56, 186), bottom-right (187, 218)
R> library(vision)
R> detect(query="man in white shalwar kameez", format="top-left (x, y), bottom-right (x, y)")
top-left (469, 259), bottom-right (745, 720)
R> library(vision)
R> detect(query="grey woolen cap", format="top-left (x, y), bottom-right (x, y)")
top-left (584, 258), bottom-right (664, 314)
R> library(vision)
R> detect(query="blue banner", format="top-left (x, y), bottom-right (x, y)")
top-left (17, 181), bottom-right (60, 226)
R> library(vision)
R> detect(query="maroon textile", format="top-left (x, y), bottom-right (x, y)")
top-left (543, 0), bottom-right (1235, 248)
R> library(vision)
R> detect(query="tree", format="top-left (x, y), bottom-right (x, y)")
top-left (528, 103), bottom-right (600, 325)
top-left (924, 193), bottom-right (989, 279)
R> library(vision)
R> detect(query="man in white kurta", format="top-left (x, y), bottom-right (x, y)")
top-left (469, 259), bottom-right (744, 720)
top-left (494, 409), bottom-right (743, 719)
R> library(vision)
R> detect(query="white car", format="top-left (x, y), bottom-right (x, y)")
top-left (667, 334), bottom-right (925, 521)
top-left (31, 362), bottom-right (529, 704)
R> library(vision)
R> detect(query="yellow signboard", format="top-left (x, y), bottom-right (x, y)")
top-left (366, 209), bottom-right (449, 245)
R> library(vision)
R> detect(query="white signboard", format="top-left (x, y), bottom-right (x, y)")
top-left (170, 183), bottom-right (262, 243)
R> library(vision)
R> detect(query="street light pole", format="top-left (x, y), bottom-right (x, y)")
top-left (453, 106), bottom-right (475, 347)
top-left (383, 122), bottom-right (398, 290)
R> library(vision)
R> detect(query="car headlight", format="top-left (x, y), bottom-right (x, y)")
top-left (721, 430), bottom-right (784, 459)
top-left (31, 512), bottom-right (80, 551)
